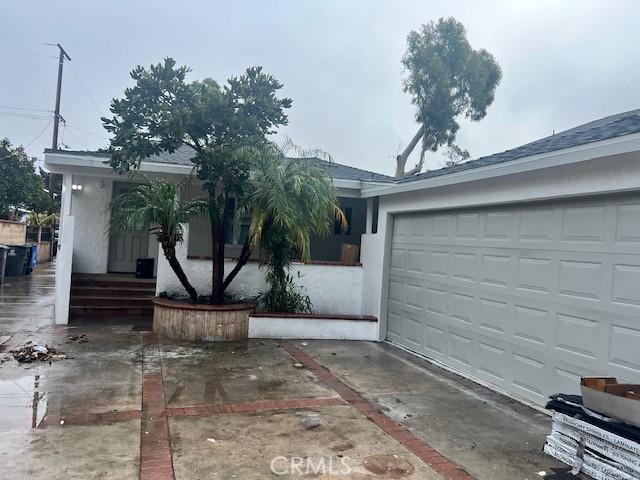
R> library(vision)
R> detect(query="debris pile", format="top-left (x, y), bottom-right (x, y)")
top-left (67, 334), bottom-right (88, 343)
top-left (10, 341), bottom-right (68, 363)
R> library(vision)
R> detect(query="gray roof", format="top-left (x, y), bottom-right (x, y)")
top-left (399, 108), bottom-right (640, 183)
top-left (45, 144), bottom-right (393, 182)
top-left (297, 158), bottom-right (393, 182)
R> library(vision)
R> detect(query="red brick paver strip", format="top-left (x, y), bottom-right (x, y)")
top-left (282, 343), bottom-right (474, 480)
top-left (140, 333), bottom-right (175, 480)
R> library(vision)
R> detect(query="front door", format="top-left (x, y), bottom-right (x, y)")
top-left (108, 183), bottom-right (149, 273)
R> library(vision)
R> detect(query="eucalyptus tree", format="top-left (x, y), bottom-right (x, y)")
top-left (395, 17), bottom-right (502, 177)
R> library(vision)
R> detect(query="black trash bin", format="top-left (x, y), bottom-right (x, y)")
top-left (136, 258), bottom-right (155, 279)
top-left (0, 245), bottom-right (8, 284)
top-left (5, 245), bottom-right (29, 276)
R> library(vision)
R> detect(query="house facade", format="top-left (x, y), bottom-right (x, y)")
top-left (45, 108), bottom-right (640, 407)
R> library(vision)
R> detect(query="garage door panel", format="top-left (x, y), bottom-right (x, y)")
top-left (478, 297), bottom-right (510, 334)
top-left (403, 312), bottom-right (424, 349)
top-left (561, 205), bottom-right (607, 243)
top-left (557, 260), bottom-right (604, 301)
top-left (387, 193), bottom-right (640, 406)
top-left (608, 324), bottom-right (640, 375)
top-left (615, 202), bottom-right (640, 243)
top-left (452, 252), bottom-right (478, 282)
top-left (424, 320), bottom-right (447, 358)
top-left (481, 254), bottom-right (513, 287)
top-left (512, 305), bottom-right (551, 347)
top-left (516, 256), bottom-right (554, 294)
top-left (477, 340), bottom-right (507, 383)
top-left (612, 263), bottom-right (640, 307)
top-left (518, 208), bottom-right (556, 243)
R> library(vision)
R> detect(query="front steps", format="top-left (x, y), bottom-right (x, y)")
top-left (70, 274), bottom-right (156, 319)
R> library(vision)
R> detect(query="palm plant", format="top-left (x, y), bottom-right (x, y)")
top-left (247, 144), bottom-right (347, 312)
top-left (109, 177), bottom-right (206, 302)
top-left (28, 211), bottom-right (59, 227)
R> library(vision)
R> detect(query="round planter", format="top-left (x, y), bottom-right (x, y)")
top-left (152, 297), bottom-right (255, 342)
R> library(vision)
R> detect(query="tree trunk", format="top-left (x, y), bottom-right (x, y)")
top-left (395, 124), bottom-right (425, 178)
top-left (161, 243), bottom-right (198, 302)
top-left (210, 211), bottom-right (226, 304)
top-left (223, 237), bottom-right (253, 290)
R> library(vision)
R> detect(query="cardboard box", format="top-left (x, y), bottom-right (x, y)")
top-left (340, 243), bottom-right (359, 265)
top-left (581, 377), bottom-right (640, 428)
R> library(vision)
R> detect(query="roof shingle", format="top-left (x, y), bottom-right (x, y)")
top-left (399, 108), bottom-right (640, 183)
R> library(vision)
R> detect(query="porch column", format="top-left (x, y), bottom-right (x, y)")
top-left (365, 198), bottom-right (374, 234)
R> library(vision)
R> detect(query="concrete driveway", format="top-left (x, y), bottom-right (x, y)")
top-left (0, 263), bottom-right (572, 479)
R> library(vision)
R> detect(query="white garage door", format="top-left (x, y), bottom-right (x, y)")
top-left (386, 193), bottom-right (640, 406)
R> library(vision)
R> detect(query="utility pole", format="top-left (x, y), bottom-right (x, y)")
top-left (49, 44), bottom-right (70, 207)
top-left (51, 44), bottom-right (71, 151)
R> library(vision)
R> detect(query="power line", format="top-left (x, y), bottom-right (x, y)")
top-left (24, 120), bottom-right (54, 149)
top-left (0, 105), bottom-right (53, 114)
top-left (64, 127), bottom-right (89, 150)
top-left (65, 123), bottom-right (109, 140)
top-left (0, 111), bottom-right (52, 120)
top-left (67, 63), bottom-right (106, 116)
top-left (0, 49), bottom-right (57, 59)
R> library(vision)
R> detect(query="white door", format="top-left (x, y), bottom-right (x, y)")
top-left (108, 183), bottom-right (149, 273)
top-left (386, 193), bottom-right (640, 406)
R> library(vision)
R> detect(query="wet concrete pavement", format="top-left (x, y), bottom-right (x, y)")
top-left (0, 263), bottom-right (570, 479)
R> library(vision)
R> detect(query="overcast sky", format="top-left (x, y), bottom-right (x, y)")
top-left (2, 0), bottom-right (640, 175)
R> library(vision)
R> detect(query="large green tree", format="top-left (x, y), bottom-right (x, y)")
top-left (395, 17), bottom-right (502, 178)
top-left (103, 58), bottom-right (292, 304)
top-left (0, 139), bottom-right (52, 219)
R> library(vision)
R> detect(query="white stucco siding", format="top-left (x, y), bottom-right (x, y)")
top-left (156, 225), bottom-right (364, 315)
top-left (70, 175), bottom-right (113, 274)
top-left (360, 233), bottom-right (384, 318)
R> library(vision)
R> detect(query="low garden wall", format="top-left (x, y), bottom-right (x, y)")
top-left (249, 313), bottom-right (378, 341)
top-left (155, 225), bottom-right (364, 315)
top-left (0, 220), bottom-right (26, 245)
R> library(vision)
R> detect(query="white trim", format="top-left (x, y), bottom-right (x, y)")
top-left (45, 152), bottom-right (195, 175)
top-left (361, 132), bottom-right (640, 198)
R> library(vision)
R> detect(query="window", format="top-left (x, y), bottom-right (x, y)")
top-left (335, 207), bottom-right (352, 235)
top-left (223, 197), bottom-right (251, 245)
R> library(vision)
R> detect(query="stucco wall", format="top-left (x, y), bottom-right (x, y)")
top-left (70, 175), bottom-right (113, 274)
top-left (0, 220), bottom-right (26, 245)
top-left (156, 224), bottom-right (364, 315)
top-left (360, 233), bottom-right (384, 318)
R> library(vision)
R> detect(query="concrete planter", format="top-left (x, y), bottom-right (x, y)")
top-left (152, 297), bottom-right (255, 342)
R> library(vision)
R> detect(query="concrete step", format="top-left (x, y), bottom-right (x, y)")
top-left (70, 296), bottom-right (154, 308)
top-left (69, 305), bottom-right (154, 319)
top-left (71, 286), bottom-right (156, 297)
top-left (71, 274), bottom-right (156, 290)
